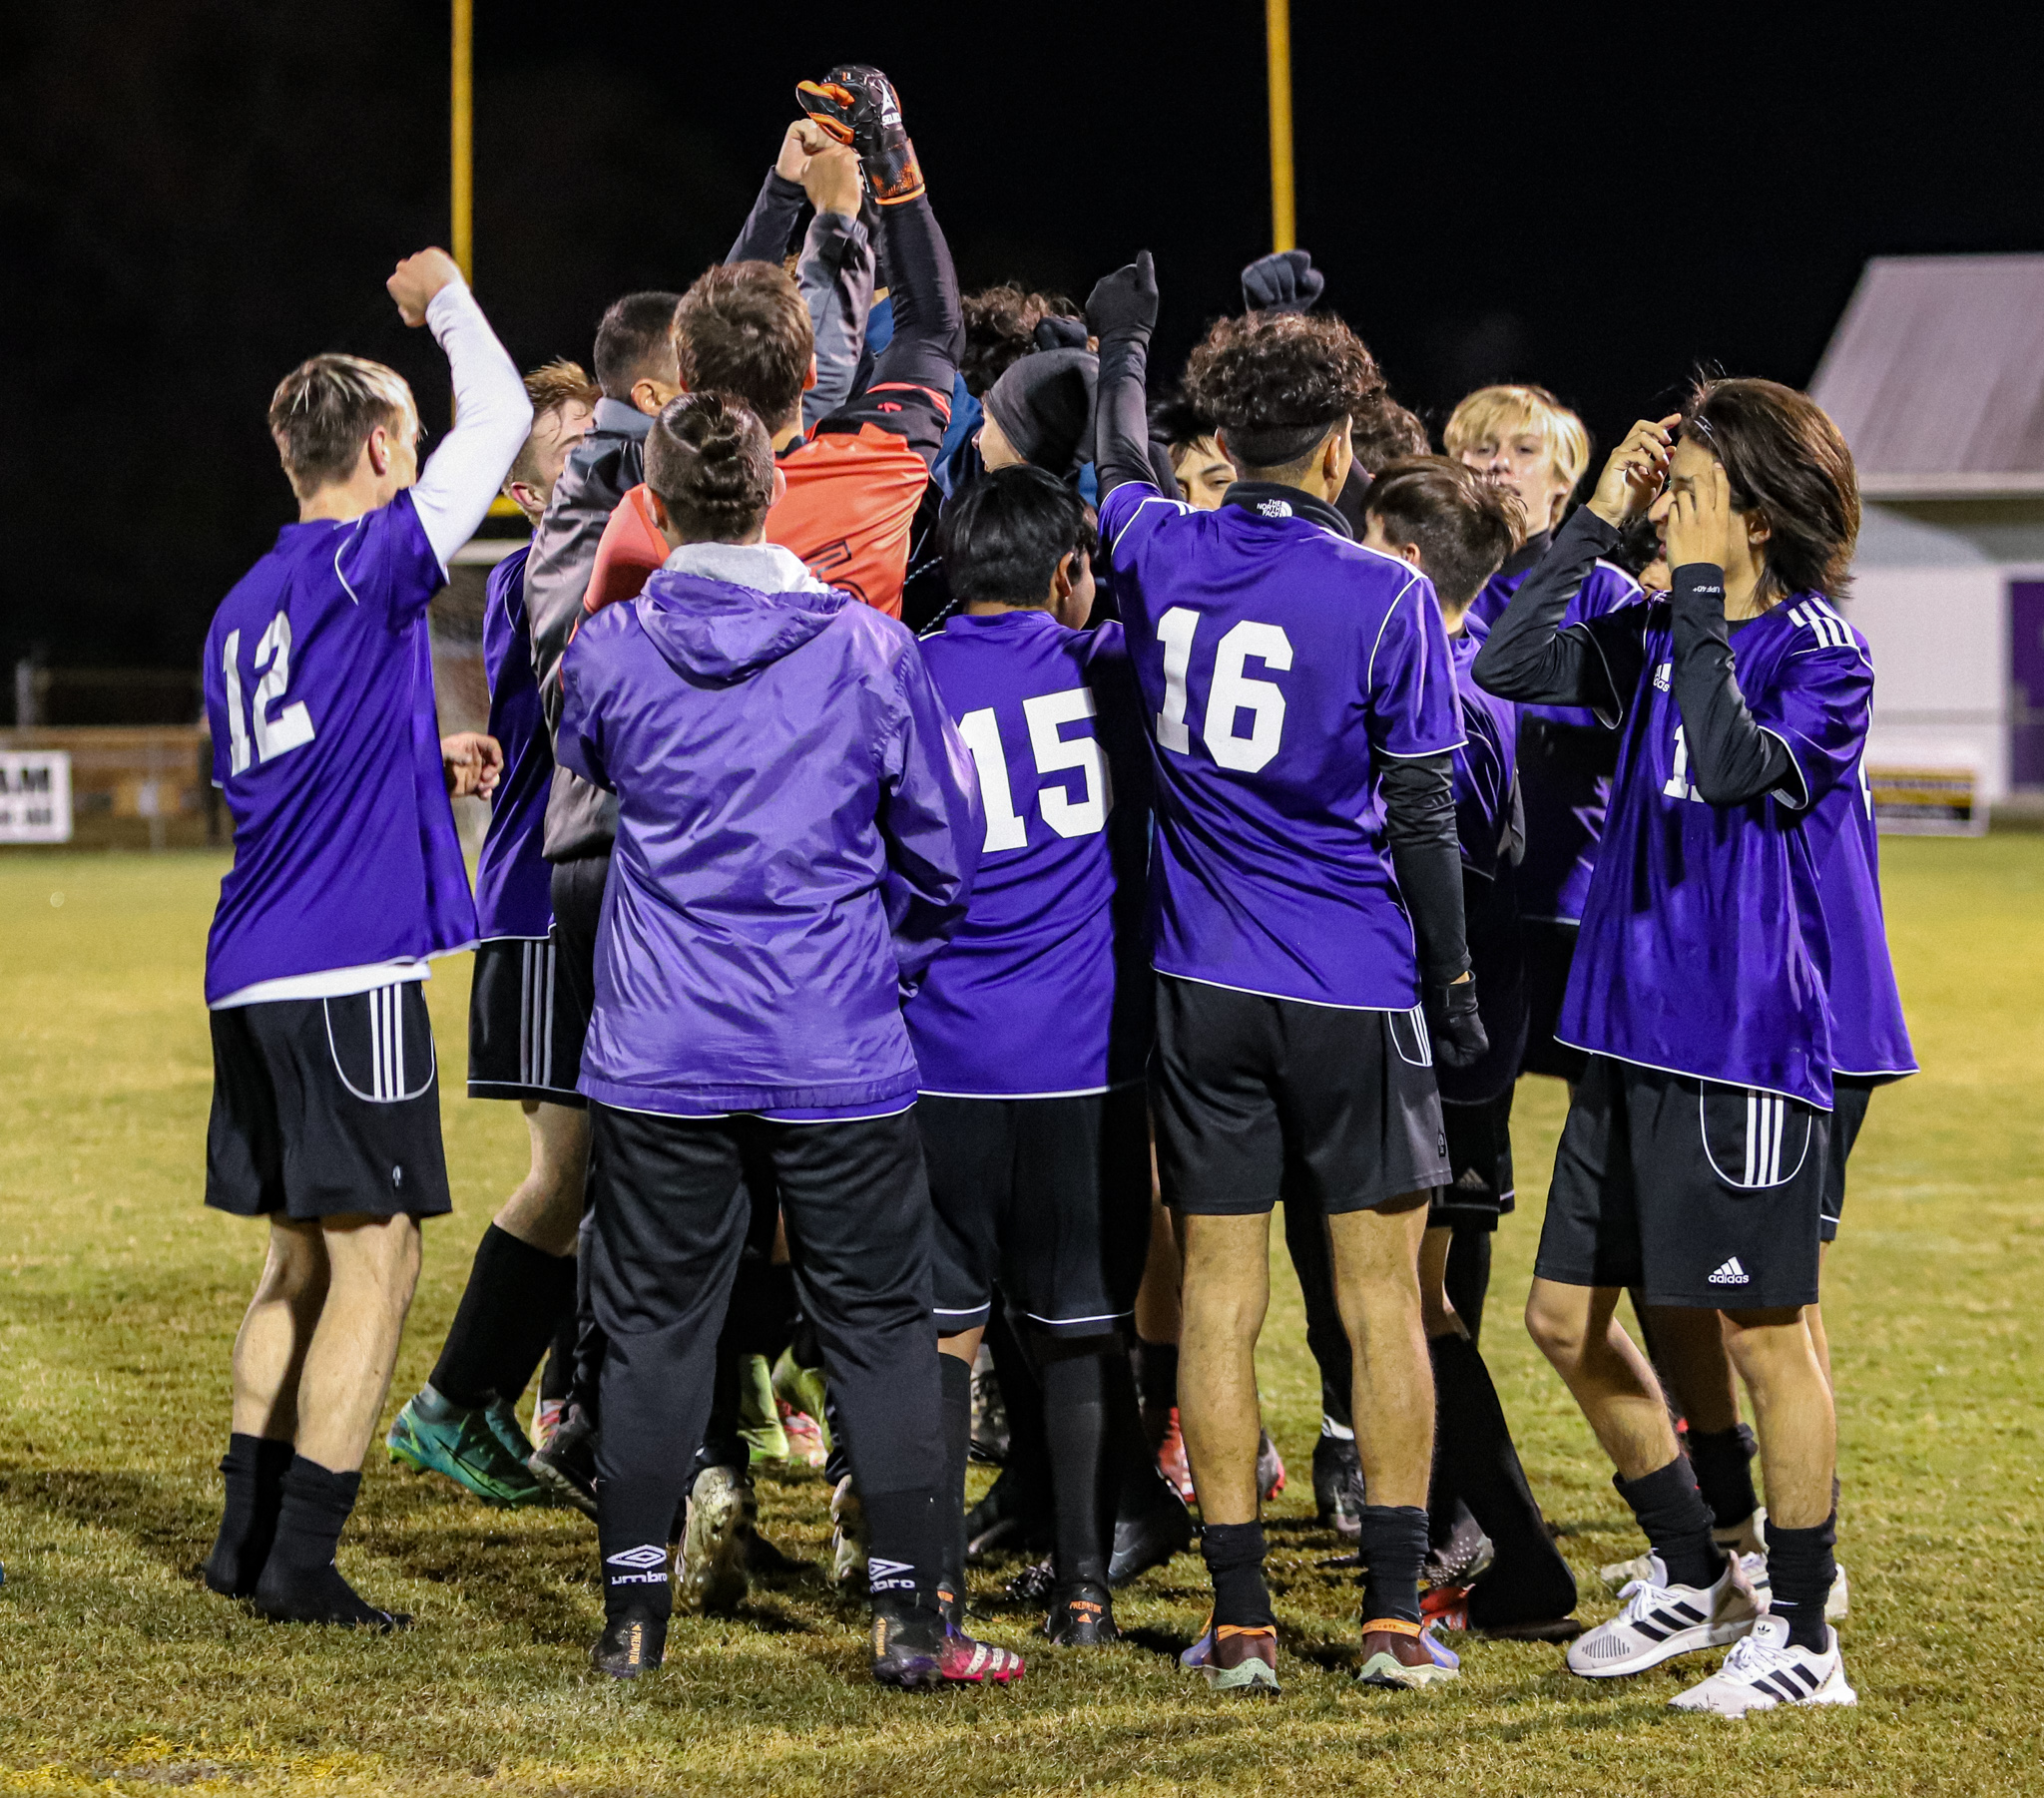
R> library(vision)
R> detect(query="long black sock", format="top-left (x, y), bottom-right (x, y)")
top-left (538, 1306), bottom-right (577, 1404)
top-left (862, 1487), bottom-right (944, 1615)
top-left (694, 1337), bottom-right (748, 1476)
top-left (937, 1353), bottom-right (972, 1609)
top-left (1766, 1512), bottom-right (1836, 1652)
top-left (1131, 1338), bottom-right (1178, 1443)
top-left (1444, 1222), bottom-right (1493, 1347)
top-left (429, 1225), bottom-right (577, 1412)
top-left (203, 1433), bottom-right (295, 1598)
top-left (1041, 1346), bottom-right (1115, 1589)
top-left (1614, 1457), bottom-right (1724, 1591)
top-left (252, 1457), bottom-right (393, 1625)
top-left (1687, 1423), bottom-right (1760, 1532)
top-left (1358, 1504), bottom-right (1429, 1625)
top-left (1427, 1332), bottom-right (1578, 1626)
top-left (1201, 1520), bottom-right (1274, 1629)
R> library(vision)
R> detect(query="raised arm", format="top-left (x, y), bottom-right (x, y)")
top-left (726, 126), bottom-right (814, 265)
top-left (392, 252), bottom-right (533, 570)
top-left (1085, 253), bottom-right (1162, 500)
top-left (794, 138), bottom-right (876, 426)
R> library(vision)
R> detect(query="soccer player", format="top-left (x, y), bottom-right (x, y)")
top-left (386, 360), bottom-right (599, 1508)
top-left (1475, 379), bottom-right (1870, 1714)
top-left (1090, 253), bottom-right (1485, 1694)
top-left (1447, 386), bottom-right (1642, 1097)
top-left (581, 63), bottom-right (961, 621)
top-left (199, 249), bottom-right (532, 1629)
top-left (555, 390), bottom-right (1018, 1689)
top-left (906, 465), bottom-right (1156, 1644)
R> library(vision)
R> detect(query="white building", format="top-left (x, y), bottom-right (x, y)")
top-left (1811, 253), bottom-right (2044, 806)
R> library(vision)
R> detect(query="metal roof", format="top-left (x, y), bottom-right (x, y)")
top-left (1809, 254), bottom-right (2044, 500)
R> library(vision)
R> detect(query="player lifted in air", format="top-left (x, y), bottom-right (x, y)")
top-left (198, 250), bottom-right (531, 1629)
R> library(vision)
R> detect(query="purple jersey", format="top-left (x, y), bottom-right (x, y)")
top-left (905, 612), bottom-right (1152, 1097)
top-left (1100, 483), bottom-right (1464, 1010)
top-left (1559, 593), bottom-right (1873, 1108)
top-left (1474, 543), bottom-right (1643, 922)
top-left (471, 546), bottom-right (554, 940)
top-left (1450, 621), bottom-right (1518, 883)
top-left (204, 491), bottom-right (474, 1003)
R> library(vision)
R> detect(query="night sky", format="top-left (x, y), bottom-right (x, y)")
top-left (8, 2), bottom-right (2044, 679)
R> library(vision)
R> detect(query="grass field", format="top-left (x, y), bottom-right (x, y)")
top-left (2, 840), bottom-right (2041, 1796)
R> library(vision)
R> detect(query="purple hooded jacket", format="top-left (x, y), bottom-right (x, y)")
top-left (556, 541), bottom-right (982, 1117)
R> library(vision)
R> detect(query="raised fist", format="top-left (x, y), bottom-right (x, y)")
top-left (1241, 248), bottom-right (1323, 316)
top-left (797, 64), bottom-right (923, 205)
top-left (1085, 251), bottom-right (1159, 341)
top-left (388, 249), bottom-right (463, 327)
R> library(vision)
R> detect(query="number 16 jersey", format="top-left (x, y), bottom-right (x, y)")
top-left (1099, 481), bottom-right (1464, 1012)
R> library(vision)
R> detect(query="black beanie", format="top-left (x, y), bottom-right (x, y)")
top-left (984, 347), bottom-right (1098, 479)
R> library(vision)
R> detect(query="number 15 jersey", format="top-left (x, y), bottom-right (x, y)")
top-left (1099, 482), bottom-right (1464, 1011)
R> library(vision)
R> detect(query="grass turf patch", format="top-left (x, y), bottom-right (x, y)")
top-left (0, 840), bottom-right (2040, 1795)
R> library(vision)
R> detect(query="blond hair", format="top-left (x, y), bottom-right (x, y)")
top-left (1442, 384), bottom-right (1590, 519)
top-left (267, 354), bottom-right (415, 500)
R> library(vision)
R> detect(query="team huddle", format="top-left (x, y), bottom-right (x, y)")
top-left (192, 63), bottom-right (1911, 1713)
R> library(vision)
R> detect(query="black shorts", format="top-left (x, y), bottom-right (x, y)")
top-left (1151, 975), bottom-right (1450, 1218)
top-left (1432, 1085), bottom-right (1516, 1231)
top-left (1535, 1055), bottom-right (1829, 1310)
top-left (920, 1087), bottom-right (1151, 1338)
top-left (1519, 919), bottom-right (1589, 1084)
top-left (467, 935), bottom-right (589, 1105)
top-left (1821, 1076), bottom-right (1877, 1243)
top-left (206, 983), bottom-right (452, 1221)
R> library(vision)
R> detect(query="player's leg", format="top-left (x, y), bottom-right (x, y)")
top-left (389, 1099), bottom-right (584, 1506)
top-left (1279, 1193), bottom-right (1366, 1539)
top-left (1132, 1179), bottom-right (1192, 1499)
top-left (771, 1110), bottom-right (1024, 1689)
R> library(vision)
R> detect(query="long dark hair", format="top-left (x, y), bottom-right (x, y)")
top-left (1682, 378), bottom-right (1860, 600)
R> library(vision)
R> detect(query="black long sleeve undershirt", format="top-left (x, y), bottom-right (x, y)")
top-left (1094, 327), bottom-right (1159, 500)
top-left (1381, 754), bottom-right (1470, 986)
top-left (1469, 506), bottom-right (1623, 713)
top-left (1669, 565), bottom-right (1799, 807)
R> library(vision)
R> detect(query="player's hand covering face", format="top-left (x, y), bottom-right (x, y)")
top-left (1587, 415), bottom-right (1678, 528)
top-left (1659, 444), bottom-right (1747, 578)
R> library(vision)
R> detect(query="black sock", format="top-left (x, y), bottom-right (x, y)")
top-left (861, 1487), bottom-right (944, 1613)
top-left (1766, 1513), bottom-right (1837, 1652)
top-left (1444, 1222), bottom-right (1493, 1348)
top-left (252, 1457), bottom-right (390, 1625)
top-left (203, 1433), bottom-right (295, 1597)
top-left (1358, 1504), bottom-right (1429, 1625)
top-left (1687, 1424), bottom-right (1760, 1532)
top-left (429, 1224), bottom-right (577, 1412)
top-left (1132, 1338), bottom-right (1178, 1442)
top-left (1426, 1333), bottom-right (1578, 1626)
top-left (938, 1353), bottom-right (973, 1607)
top-left (1614, 1457), bottom-right (1725, 1591)
top-left (694, 1338), bottom-right (748, 1475)
top-left (1041, 1346), bottom-right (1115, 1590)
top-left (538, 1305), bottom-right (577, 1404)
top-left (1201, 1520), bottom-right (1274, 1629)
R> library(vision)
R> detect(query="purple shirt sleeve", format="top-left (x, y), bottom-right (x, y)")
top-left (1750, 617), bottom-right (1874, 812)
top-left (334, 490), bottom-right (445, 629)
top-left (877, 642), bottom-right (983, 990)
top-left (1367, 576), bottom-right (1467, 759)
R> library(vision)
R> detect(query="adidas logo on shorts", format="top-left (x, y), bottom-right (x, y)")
top-left (1708, 1256), bottom-right (1752, 1286)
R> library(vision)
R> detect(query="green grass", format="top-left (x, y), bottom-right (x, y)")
top-left (1, 841), bottom-right (2040, 1795)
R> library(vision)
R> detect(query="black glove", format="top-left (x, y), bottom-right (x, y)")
top-left (797, 64), bottom-right (924, 205)
top-left (1241, 248), bottom-right (1323, 315)
top-left (1426, 974), bottom-right (1488, 1070)
top-left (1085, 250), bottom-right (1159, 341)
top-left (1034, 315), bottom-right (1089, 351)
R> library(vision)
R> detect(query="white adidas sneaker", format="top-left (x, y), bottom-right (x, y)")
top-left (1669, 1614), bottom-right (1857, 1716)
top-left (1600, 1511), bottom-right (1849, 1620)
top-left (1567, 1553), bottom-right (1761, 1678)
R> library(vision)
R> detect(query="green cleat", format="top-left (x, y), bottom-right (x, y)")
top-left (737, 1354), bottom-right (789, 1466)
top-left (481, 1395), bottom-right (537, 1469)
top-left (770, 1347), bottom-right (832, 1458)
top-left (387, 1384), bottom-right (547, 1508)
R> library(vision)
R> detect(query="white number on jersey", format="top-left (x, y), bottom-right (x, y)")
top-left (222, 610), bottom-right (318, 778)
top-left (1152, 608), bottom-right (1293, 772)
top-left (958, 689), bottom-right (1111, 853)
top-left (1663, 722), bottom-right (1704, 803)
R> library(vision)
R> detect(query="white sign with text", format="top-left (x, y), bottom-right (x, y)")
top-left (0, 751), bottom-right (74, 843)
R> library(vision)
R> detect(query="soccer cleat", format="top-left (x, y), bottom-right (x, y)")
top-left (1046, 1581), bottom-right (1119, 1645)
top-left (590, 1607), bottom-right (667, 1680)
top-left (1157, 1408), bottom-right (1196, 1503)
top-left (770, 1347), bottom-right (833, 1459)
top-left (1108, 1469), bottom-right (1195, 1586)
top-left (830, 1474), bottom-right (870, 1592)
top-left (964, 1464), bottom-right (1054, 1561)
top-left (1424, 1506), bottom-right (1495, 1590)
top-left (1355, 1616), bottom-right (1460, 1689)
top-left (870, 1609), bottom-right (1026, 1689)
top-left (1181, 1617), bottom-right (1280, 1695)
top-left (1422, 1583), bottom-right (1584, 1643)
top-left (1668, 1614), bottom-right (1856, 1716)
top-left (1312, 1429), bottom-right (1366, 1542)
top-left (526, 1401), bottom-right (599, 1519)
top-left (1567, 1554), bottom-right (1761, 1679)
top-left (736, 1354), bottom-right (788, 1466)
top-left (677, 1464), bottom-right (755, 1616)
top-left (386, 1385), bottom-right (546, 1508)
top-left (969, 1343), bottom-right (1010, 1465)
top-left (778, 1400), bottom-right (827, 1470)
top-left (482, 1395), bottom-right (537, 1468)
top-left (1257, 1429), bottom-right (1287, 1502)
top-left (529, 1394), bottom-right (565, 1453)
top-left (1006, 1559), bottom-right (1056, 1603)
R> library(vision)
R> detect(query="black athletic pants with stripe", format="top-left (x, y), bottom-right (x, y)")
top-left (590, 1103), bottom-right (946, 1619)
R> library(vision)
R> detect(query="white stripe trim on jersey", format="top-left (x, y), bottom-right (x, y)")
top-left (1155, 966), bottom-right (1423, 1015)
top-left (1832, 1062), bottom-right (1917, 1079)
top-left (595, 1098), bottom-right (919, 1124)
top-left (1365, 572), bottom-right (1425, 694)
top-left (1758, 724), bottom-right (1810, 809)
top-left (1107, 489), bottom-right (1192, 553)
top-left (1548, 1036), bottom-right (1835, 1113)
top-left (1377, 739), bottom-right (1470, 759)
top-left (914, 1079), bottom-right (1147, 1102)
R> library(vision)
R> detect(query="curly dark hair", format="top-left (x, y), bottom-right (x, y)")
top-left (1183, 311), bottom-right (1385, 469)
top-left (1350, 397), bottom-right (1431, 475)
top-left (1682, 377), bottom-right (1860, 600)
top-left (1148, 390), bottom-right (1218, 452)
top-left (960, 284), bottom-right (1082, 398)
